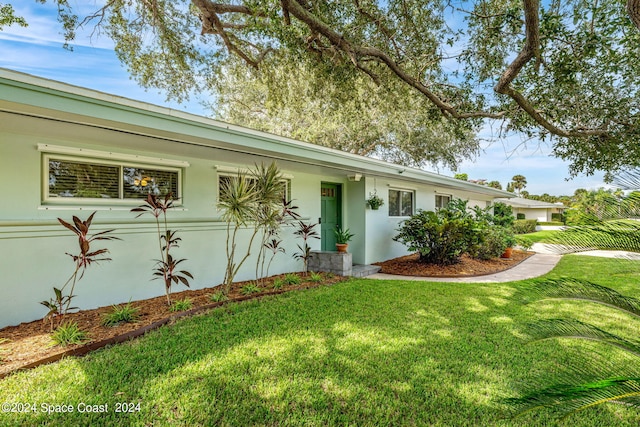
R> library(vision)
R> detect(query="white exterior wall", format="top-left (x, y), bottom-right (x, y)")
top-left (514, 208), bottom-right (550, 222)
top-left (360, 178), bottom-right (497, 265)
top-left (0, 112), bottom-right (340, 327)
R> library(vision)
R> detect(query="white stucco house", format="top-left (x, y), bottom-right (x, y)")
top-left (0, 69), bottom-right (514, 327)
top-left (495, 197), bottom-right (565, 222)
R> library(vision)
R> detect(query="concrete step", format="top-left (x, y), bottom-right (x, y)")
top-left (350, 264), bottom-right (382, 278)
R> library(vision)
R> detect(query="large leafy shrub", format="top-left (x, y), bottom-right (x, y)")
top-left (468, 226), bottom-right (511, 260)
top-left (493, 202), bottom-right (515, 228)
top-left (393, 209), bottom-right (473, 265)
top-left (394, 199), bottom-right (517, 264)
top-left (512, 219), bottom-right (538, 234)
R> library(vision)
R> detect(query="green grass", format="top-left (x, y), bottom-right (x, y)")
top-left (520, 230), bottom-right (560, 243)
top-left (1, 256), bottom-right (640, 426)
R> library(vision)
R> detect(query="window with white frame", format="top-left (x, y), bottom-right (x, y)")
top-left (42, 147), bottom-right (184, 204)
top-left (388, 189), bottom-right (414, 216)
top-left (435, 194), bottom-right (451, 209)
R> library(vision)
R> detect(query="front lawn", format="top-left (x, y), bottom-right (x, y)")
top-left (1, 256), bottom-right (639, 426)
top-left (519, 230), bottom-right (560, 243)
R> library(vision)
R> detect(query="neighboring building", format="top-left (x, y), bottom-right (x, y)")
top-left (0, 69), bottom-right (513, 327)
top-left (496, 197), bottom-right (565, 222)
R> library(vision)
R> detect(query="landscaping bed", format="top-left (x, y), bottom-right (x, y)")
top-left (0, 272), bottom-right (346, 377)
top-left (374, 249), bottom-right (533, 277)
top-left (0, 252), bottom-right (534, 377)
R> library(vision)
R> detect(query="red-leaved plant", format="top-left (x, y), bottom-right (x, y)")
top-left (41, 212), bottom-right (119, 330)
top-left (293, 221), bottom-right (320, 275)
top-left (131, 193), bottom-right (193, 306)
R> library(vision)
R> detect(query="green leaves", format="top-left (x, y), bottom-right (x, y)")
top-left (512, 277), bottom-right (640, 418)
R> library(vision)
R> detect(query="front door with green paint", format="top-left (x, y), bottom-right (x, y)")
top-left (320, 183), bottom-right (341, 251)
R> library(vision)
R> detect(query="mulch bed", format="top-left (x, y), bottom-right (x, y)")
top-left (373, 250), bottom-right (533, 277)
top-left (0, 252), bottom-right (533, 378)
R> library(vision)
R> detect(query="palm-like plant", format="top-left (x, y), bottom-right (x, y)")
top-left (218, 162), bottom-right (285, 293)
top-left (509, 169), bottom-right (640, 418)
top-left (508, 278), bottom-right (640, 417)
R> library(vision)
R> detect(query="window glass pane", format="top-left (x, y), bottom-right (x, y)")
top-left (49, 159), bottom-right (119, 198)
top-left (401, 191), bottom-right (413, 216)
top-left (436, 195), bottom-right (450, 209)
top-left (123, 167), bottom-right (178, 198)
top-left (388, 190), bottom-right (400, 216)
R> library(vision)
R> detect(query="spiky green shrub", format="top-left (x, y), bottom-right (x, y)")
top-left (51, 321), bottom-right (88, 346)
top-left (101, 302), bottom-right (140, 326)
top-left (283, 273), bottom-right (301, 285)
top-left (509, 278), bottom-right (640, 418)
top-left (218, 162), bottom-right (286, 293)
top-left (241, 283), bottom-right (261, 295)
top-left (272, 278), bottom-right (285, 290)
top-left (169, 298), bottom-right (193, 312)
top-left (209, 291), bottom-right (229, 302)
top-left (308, 272), bottom-right (323, 283)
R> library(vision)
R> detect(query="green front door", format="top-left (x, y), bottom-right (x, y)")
top-left (320, 183), bottom-right (341, 251)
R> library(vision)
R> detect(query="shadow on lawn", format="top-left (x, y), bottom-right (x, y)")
top-left (4, 277), bottom-right (638, 426)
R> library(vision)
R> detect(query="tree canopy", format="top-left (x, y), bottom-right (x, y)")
top-left (9, 0), bottom-right (640, 177)
top-left (211, 56), bottom-right (478, 170)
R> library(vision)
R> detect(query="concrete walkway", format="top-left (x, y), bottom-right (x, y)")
top-left (531, 243), bottom-right (640, 260)
top-left (367, 253), bottom-right (562, 283)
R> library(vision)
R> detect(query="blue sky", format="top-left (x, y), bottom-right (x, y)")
top-left (0, 2), bottom-right (610, 196)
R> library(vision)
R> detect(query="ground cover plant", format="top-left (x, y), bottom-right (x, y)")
top-left (1, 256), bottom-right (639, 426)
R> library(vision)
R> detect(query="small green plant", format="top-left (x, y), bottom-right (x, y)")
top-left (169, 298), bottom-right (193, 312)
top-left (366, 192), bottom-right (384, 210)
top-left (334, 226), bottom-right (355, 244)
top-left (209, 291), bottom-right (229, 302)
top-left (283, 273), bottom-right (302, 285)
top-left (241, 283), bottom-right (261, 295)
top-left (308, 272), bottom-right (323, 283)
top-left (101, 302), bottom-right (140, 326)
top-left (515, 235), bottom-right (533, 251)
top-left (272, 278), bottom-right (285, 290)
top-left (51, 321), bottom-right (88, 347)
top-left (40, 287), bottom-right (77, 331)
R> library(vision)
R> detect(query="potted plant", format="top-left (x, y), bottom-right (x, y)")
top-left (501, 232), bottom-right (518, 258)
top-left (334, 226), bottom-right (355, 253)
top-left (366, 192), bottom-right (384, 210)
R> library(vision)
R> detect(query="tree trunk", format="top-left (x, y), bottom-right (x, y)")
top-left (629, 0), bottom-right (640, 30)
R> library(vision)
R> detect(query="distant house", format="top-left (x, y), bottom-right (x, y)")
top-left (0, 69), bottom-right (513, 327)
top-left (495, 197), bottom-right (565, 222)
